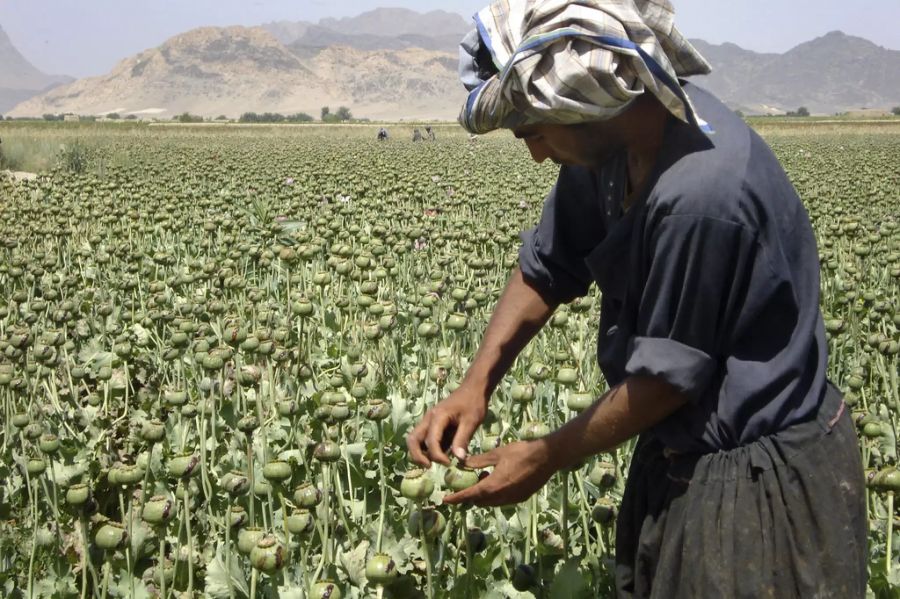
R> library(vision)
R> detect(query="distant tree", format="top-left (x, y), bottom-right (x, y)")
top-left (107, 113), bottom-right (121, 120)
top-left (215, 114), bottom-right (228, 121)
top-left (176, 112), bottom-right (203, 123)
top-left (125, 114), bottom-right (138, 120)
top-left (321, 106), bottom-right (330, 121)
top-left (335, 106), bottom-right (352, 121)
top-left (734, 109), bottom-right (745, 118)
top-left (288, 112), bottom-right (314, 122)
top-left (892, 106), bottom-right (900, 116)
top-left (43, 113), bottom-right (62, 121)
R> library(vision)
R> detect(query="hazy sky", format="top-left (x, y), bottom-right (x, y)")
top-left (2, 0), bottom-right (898, 78)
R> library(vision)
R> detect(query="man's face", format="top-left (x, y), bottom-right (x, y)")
top-left (513, 121), bottom-right (625, 170)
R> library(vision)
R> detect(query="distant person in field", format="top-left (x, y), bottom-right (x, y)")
top-left (412, 128), bottom-right (423, 142)
top-left (407, 1), bottom-right (867, 597)
top-left (377, 127), bottom-right (389, 141)
top-left (425, 126), bottom-right (436, 141)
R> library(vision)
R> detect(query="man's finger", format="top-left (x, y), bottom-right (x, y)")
top-left (450, 418), bottom-right (479, 460)
top-left (461, 448), bottom-right (500, 469)
top-left (406, 415), bottom-right (432, 466)
top-left (424, 412), bottom-right (452, 466)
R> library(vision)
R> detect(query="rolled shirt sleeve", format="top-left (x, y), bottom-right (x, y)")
top-left (518, 166), bottom-right (607, 304)
top-left (625, 213), bottom-right (775, 401)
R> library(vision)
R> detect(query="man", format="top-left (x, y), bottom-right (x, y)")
top-left (406, 0), bottom-right (866, 597)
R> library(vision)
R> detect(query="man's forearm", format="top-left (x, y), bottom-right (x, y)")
top-left (542, 376), bottom-right (689, 471)
top-left (462, 268), bottom-right (559, 396)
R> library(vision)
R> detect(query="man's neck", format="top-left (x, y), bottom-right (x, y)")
top-left (621, 98), bottom-right (671, 210)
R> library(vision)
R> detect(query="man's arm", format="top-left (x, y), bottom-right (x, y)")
top-left (443, 376), bottom-right (688, 506)
top-left (406, 267), bottom-right (559, 467)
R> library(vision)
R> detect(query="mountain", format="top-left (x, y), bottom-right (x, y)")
top-left (0, 24), bottom-right (73, 114)
top-left (6, 25), bottom-right (464, 121)
top-left (690, 32), bottom-right (900, 114)
top-left (7, 14), bottom-right (898, 121)
top-left (263, 8), bottom-right (470, 54)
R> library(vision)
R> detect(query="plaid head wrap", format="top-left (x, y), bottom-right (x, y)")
top-left (458, 0), bottom-right (712, 134)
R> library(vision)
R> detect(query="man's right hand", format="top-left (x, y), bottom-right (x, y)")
top-left (406, 385), bottom-right (488, 467)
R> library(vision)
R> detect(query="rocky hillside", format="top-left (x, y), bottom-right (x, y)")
top-left (264, 8), bottom-right (470, 53)
top-left (6, 25), bottom-right (464, 121)
top-left (690, 31), bottom-right (900, 114)
top-left (6, 11), bottom-right (898, 120)
top-left (0, 25), bottom-right (72, 114)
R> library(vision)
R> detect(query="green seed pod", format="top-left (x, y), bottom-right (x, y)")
top-left (329, 402), bottom-right (351, 422)
top-left (444, 466), bottom-right (480, 492)
top-left (309, 581), bottom-right (342, 599)
top-left (862, 422), bottom-right (883, 438)
top-left (416, 322), bottom-right (440, 339)
top-left (588, 461), bottom-right (617, 490)
top-left (180, 403), bottom-right (198, 418)
top-left (349, 383), bottom-right (368, 400)
top-left (365, 398), bottom-right (391, 421)
top-left (141, 495), bottom-right (175, 526)
top-left (293, 483), bottom-right (322, 508)
top-left (167, 453), bottom-right (200, 479)
top-left (408, 507), bottom-right (446, 539)
top-left (11, 412), bottom-right (30, 428)
top-left (237, 415), bottom-right (259, 433)
top-left (228, 505), bottom-right (248, 528)
top-left (66, 483), bottom-right (91, 507)
top-left (262, 461), bottom-right (292, 483)
top-left (23, 423), bottom-right (43, 440)
top-left (237, 527), bottom-right (266, 556)
top-left (286, 509), bottom-right (314, 535)
top-left (555, 366), bottom-right (579, 386)
top-left (313, 441), bottom-right (341, 463)
top-left (400, 468), bottom-right (435, 501)
top-left (446, 313), bottom-right (468, 331)
top-left (253, 478), bottom-right (273, 497)
top-left (250, 535), bottom-right (288, 574)
top-left (550, 311), bottom-right (569, 328)
top-left (527, 363), bottom-right (551, 382)
top-left (95, 522), bottom-right (128, 551)
top-left (277, 400), bottom-right (299, 417)
top-left (26, 457), bottom-right (47, 476)
top-left (521, 421), bottom-right (551, 441)
top-left (38, 433), bottom-right (60, 454)
top-left (141, 419), bottom-right (167, 443)
top-left (509, 384), bottom-right (534, 404)
top-left (163, 390), bottom-right (188, 406)
top-left (591, 497), bottom-right (618, 525)
top-left (366, 553), bottom-right (399, 585)
top-left (110, 464), bottom-right (145, 486)
top-left (237, 365), bottom-right (262, 388)
top-left (566, 391), bottom-right (594, 412)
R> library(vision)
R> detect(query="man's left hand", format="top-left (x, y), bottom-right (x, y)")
top-left (443, 440), bottom-right (558, 507)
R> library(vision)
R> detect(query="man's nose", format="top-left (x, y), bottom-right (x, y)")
top-left (524, 139), bottom-right (549, 164)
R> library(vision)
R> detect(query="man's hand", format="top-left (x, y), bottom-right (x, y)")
top-left (406, 384), bottom-right (488, 467)
top-left (443, 440), bottom-right (557, 507)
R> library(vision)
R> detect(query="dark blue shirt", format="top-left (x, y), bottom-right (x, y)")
top-left (519, 82), bottom-right (828, 453)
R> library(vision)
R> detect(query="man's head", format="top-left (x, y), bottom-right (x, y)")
top-left (458, 0), bottom-right (710, 137)
top-left (511, 91), bottom-right (670, 169)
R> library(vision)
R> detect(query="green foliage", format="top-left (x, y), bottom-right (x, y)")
top-left (239, 112), bottom-right (313, 123)
top-left (892, 106), bottom-right (900, 116)
top-left (786, 106), bottom-right (811, 117)
top-left (336, 106), bottom-right (353, 121)
top-left (175, 112), bottom-right (204, 123)
top-left (0, 122), bottom-right (895, 597)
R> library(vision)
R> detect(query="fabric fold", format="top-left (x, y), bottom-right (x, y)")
top-left (457, 0), bottom-right (712, 134)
